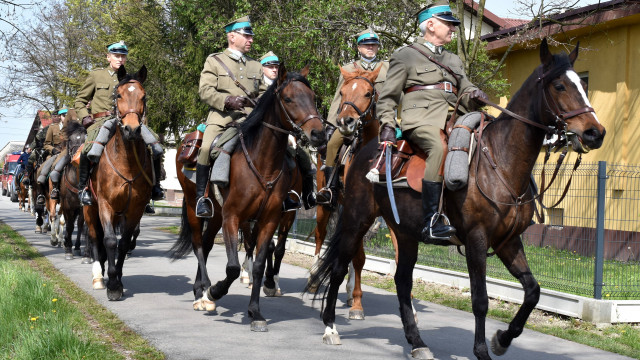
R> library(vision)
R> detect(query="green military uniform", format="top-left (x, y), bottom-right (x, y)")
top-left (28, 125), bottom-right (50, 168)
top-left (197, 48), bottom-right (264, 166)
top-left (377, 37), bottom-right (479, 182)
top-left (325, 59), bottom-right (389, 167)
top-left (75, 67), bottom-right (120, 155)
top-left (43, 121), bottom-right (65, 157)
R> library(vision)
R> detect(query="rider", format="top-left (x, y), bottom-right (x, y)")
top-left (376, 1), bottom-right (488, 242)
top-left (46, 108), bottom-right (73, 200)
top-left (35, 110), bottom-right (65, 204)
top-left (260, 51), bottom-right (317, 211)
top-left (316, 27), bottom-right (389, 207)
top-left (195, 16), bottom-right (264, 218)
top-left (25, 122), bottom-right (50, 186)
top-left (16, 145), bottom-right (31, 186)
top-left (75, 41), bottom-right (165, 208)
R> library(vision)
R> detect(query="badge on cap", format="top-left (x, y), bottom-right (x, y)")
top-left (224, 16), bottom-right (254, 36)
top-left (260, 51), bottom-right (280, 66)
top-left (417, 0), bottom-right (461, 26)
top-left (107, 41), bottom-right (129, 54)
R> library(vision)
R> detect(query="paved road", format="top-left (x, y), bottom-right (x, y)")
top-left (0, 197), bottom-right (633, 360)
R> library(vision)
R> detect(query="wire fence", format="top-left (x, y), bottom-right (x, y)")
top-left (288, 160), bottom-right (640, 300)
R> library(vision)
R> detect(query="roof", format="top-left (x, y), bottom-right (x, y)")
top-left (24, 110), bottom-right (54, 148)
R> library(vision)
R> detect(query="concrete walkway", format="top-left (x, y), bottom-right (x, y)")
top-left (0, 197), bottom-right (633, 360)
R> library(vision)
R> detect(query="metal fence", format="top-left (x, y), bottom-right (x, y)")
top-left (288, 160), bottom-right (640, 300)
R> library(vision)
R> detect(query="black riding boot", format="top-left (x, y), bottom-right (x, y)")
top-left (151, 157), bottom-right (165, 201)
top-left (316, 166), bottom-right (339, 208)
top-left (195, 164), bottom-right (213, 218)
top-left (50, 182), bottom-right (60, 200)
top-left (421, 180), bottom-right (456, 242)
top-left (78, 153), bottom-right (93, 206)
top-left (36, 182), bottom-right (46, 205)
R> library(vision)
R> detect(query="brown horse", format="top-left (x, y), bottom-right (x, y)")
top-left (84, 65), bottom-right (153, 300)
top-left (310, 66), bottom-right (391, 320)
top-left (171, 64), bottom-right (325, 331)
top-left (307, 39), bottom-right (606, 359)
top-left (16, 170), bottom-right (30, 212)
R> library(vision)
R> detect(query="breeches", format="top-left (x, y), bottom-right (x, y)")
top-left (197, 124), bottom-right (226, 166)
top-left (405, 125), bottom-right (445, 182)
top-left (325, 129), bottom-right (343, 167)
top-left (82, 118), bottom-right (108, 155)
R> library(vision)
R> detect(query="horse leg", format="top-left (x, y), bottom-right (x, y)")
top-left (262, 239), bottom-right (277, 297)
top-left (247, 222), bottom-right (279, 332)
top-left (193, 210), bottom-right (220, 311)
top-left (309, 205), bottom-right (331, 293)
top-left (74, 212), bottom-right (83, 256)
top-left (240, 222), bottom-right (255, 285)
top-left (101, 219), bottom-right (123, 301)
top-left (85, 208), bottom-right (105, 289)
top-left (63, 211), bottom-right (75, 260)
top-left (465, 234), bottom-right (492, 360)
top-left (206, 216), bottom-right (241, 303)
top-left (491, 237), bottom-right (540, 356)
top-left (393, 233), bottom-right (432, 359)
top-left (269, 221), bottom-right (290, 297)
top-left (348, 243), bottom-right (365, 320)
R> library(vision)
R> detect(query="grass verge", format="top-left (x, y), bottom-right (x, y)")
top-left (0, 221), bottom-right (165, 360)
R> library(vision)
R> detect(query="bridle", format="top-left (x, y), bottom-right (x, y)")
top-left (113, 79), bottom-right (146, 130)
top-left (338, 75), bottom-right (377, 129)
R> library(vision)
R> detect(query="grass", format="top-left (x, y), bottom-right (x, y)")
top-left (0, 221), bottom-right (165, 360)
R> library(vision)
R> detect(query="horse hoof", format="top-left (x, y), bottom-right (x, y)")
top-left (248, 283), bottom-right (253, 289)
top-left (240, 275), bottom-right (251, 284)
top-left (50, 239), bottom-right (58, 246)
top-left (193, 298), bottom-right (216, 312)
top-left (92, 278), bottom-right (105, 290)
top-left (35, 226), bottom-right (41, 233)
top-left (322, 333), bottom-right (341, 345)
top-left (348, 309), bottom-right (365, 320)
top-left (262, 285), bottom-right (277, 297)
top-left (250, 320), bottom-right (268, 332)
top-left (491, 330), bottom-right (508, 356)
top-left (307, 283), bottom-right (318, 294)
top-left (346, 298), bottom-right (354, 307)
top-left (81, 257), bottom-right (92, 265)
top-left (107, 285), bottom-right (124, 301)
top-left (73, 248), bottom-right (81, 256)
top-left (65, 253), bottom-right (74, 260)
top-left (411, 347), bottom-right (434, 360)
top-left (275, 289), bottom-right (282, 297)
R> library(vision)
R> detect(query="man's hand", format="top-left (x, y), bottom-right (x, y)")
top-left (52, 148), bottom-right (61, 155)
top-left (224, 96), bottom-right (249, 111)
top-left (468, 89), bottom-right (488, 103)
top-left (379, 124), bottom-right (396, 145)
top-left (82, 116), bottom-right (95, 128)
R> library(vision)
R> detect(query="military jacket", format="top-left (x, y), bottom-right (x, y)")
top-left (75, 68), bottom-right (119, 120)
top-left (199, 49), bottom-right (265, 127)
top-left (327, 59), bottom-right (389, 127)
top-left (377, 37), bottom-right (478, 132)
top-left (43, 122), bottom-right (66, 154)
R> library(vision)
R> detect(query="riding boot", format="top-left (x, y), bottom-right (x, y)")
top-left (317, 123), bottom-right (336, 160)
top-left (77, 153), bottom-right (93, 206)
top-left (301, 174), bottom-right (317, 209)
top-left (195, 164), bottom-right (213, 218)
top-left (316, 166), bottom-right (339, 208)
top-left (151, 157), bottom-right (165, 201)
top-left (50, 182), bottom-right (60, 200)
top-left (282, 195), bottom-right (301, 212)
top-left (144, 203), bottom-right (155, 214)
top-left (421, 180), bottom-right (456, 242)
top-left (36, 182), bottom-right (46, 205)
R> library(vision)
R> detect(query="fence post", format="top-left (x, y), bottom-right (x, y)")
top-left (594, 161), bottom-right (606, 299)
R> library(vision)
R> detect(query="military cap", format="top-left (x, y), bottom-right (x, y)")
top-left (260, 51), bottom-right (279, 66)
top-left (417, 0), bottom-right (461, 26)
top-left (57, 108), bottom-right (68, 115)
top-left (356, 28), bottom-right (380, 45)
top-left (224, 16), bottom-right (254, 36)
top-left (107, 41), bottom-right (129, 54)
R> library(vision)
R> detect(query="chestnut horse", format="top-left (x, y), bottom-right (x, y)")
top-left (307, 39), bottom-right (606, 359)
top-left (171, 64), bottom-right (325, 331)
top-left (16, 169), bottom-right (30, 213)
top-left (84, 65), bottom-right (153, 300)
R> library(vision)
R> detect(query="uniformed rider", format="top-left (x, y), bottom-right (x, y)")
top-left (35, 110), bottom-right (65, 204)
top-left (316, 28), bottom-right (389, 207)
top-left (376, 1), bottom-right (488, 242)
top-left (195, 16), bottom-right (264, 218)
top-left (75, 41), bottom-right (165, 208)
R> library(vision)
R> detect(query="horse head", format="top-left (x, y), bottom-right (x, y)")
top-left (64, 120), bottom-right (86, 156)
top-left (335, 66), bottom-right (381, 136)
top-left (537, 38), bottom-right (605, 153)
top-left (115, 65), bottom-right (147, 141)
top-left (274, 63), bottom-right (325, 147)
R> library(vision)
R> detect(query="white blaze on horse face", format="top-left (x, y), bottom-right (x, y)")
top-left (128, 85), bottom-right (136, 92)
top-left (351, 82), bottom-right (358, 91)
top-left (566, 70), bottom-right (600, 124)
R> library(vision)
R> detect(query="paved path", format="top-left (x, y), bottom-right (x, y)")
top-left (0, 197), bottom-right (633, 360)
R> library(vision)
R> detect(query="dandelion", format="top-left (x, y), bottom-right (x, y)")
top-left (605, 293), bottom-right (610, 297)
top-left (52, 310), bottom-right (57, 313)
top-left (30, 316), bottom-right (38, 322)
top-left (42, 283), bottom-right (46, 287)
top-left (52, 298), bottom-right (58, 303)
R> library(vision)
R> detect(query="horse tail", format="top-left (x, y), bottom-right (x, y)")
top-left (304, 210), bottom-right (344, 308)
top-left (169, 200), bottom-right (193, 260)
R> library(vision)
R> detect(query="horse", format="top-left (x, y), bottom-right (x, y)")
top-left (35, 160), bottom-right (58, 239)
top-left (309, 66), bottom-right (398, 320)
top-left (58, 121), bottom-right (87, 260)
top-left (16, 168), bottom-right (30, 213)
top-left (171, 63), bottom-right (325, 331)
top-left (306, 39), bottom-right (606, 360)
top-left (83, 65), bottom-right (154, 301)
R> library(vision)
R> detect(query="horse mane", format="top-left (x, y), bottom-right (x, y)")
top-left (65, 120), bottom-right (87, 154)
top-left (237, 71), bottom-right (312, 148)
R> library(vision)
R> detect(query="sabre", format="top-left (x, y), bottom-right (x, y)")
top-left (385, 143), bottom-right (400, 224)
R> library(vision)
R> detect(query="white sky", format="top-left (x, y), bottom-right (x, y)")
top-left (485, 0), bottom-right (604, 19)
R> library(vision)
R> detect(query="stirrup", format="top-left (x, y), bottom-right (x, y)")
top-left (195, 196), bottom-right (214, 218)
top-left (283, 190), bottom-right (302, 212)
top-left (315, 187), bottom-right (334, 205)
top-left (427, 213), bottom-right (455, 241)
top-left (36, 194), bottom-right (45, 205)
top-left (50, 188), bottom-right (59, 200)
top-left (80, 188), bottom-right (93, 206)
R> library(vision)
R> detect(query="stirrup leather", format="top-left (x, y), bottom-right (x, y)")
top-left (428, 213), bottom-right (454, 240)
top-left (195, 196), bottom-right (214, 218)
top-left (316, 187), bottom-right (334, 205)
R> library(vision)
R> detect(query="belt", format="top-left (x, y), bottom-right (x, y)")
top-left (92, 110), bottom-right (113, 119)
top-left (404, 82), bottom-right (458, 95)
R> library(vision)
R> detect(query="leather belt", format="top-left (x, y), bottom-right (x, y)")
top-left (404, 82), bottom-right (458, 95)
top-left (92, 110), bottom-right (113, 119)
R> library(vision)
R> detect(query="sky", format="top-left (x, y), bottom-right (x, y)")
top-left (0, 0), bottom-right (606, 150)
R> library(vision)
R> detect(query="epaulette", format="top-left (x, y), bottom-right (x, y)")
top-left (394, 45), bottom-right (409, 53)
top-left (208, 52), bottom-right (223, 57)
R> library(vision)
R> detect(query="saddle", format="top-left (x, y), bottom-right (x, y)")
top-left (177, 129), bottom-right (203, 169)
top-left (368, 131), bottom-right (448, 192)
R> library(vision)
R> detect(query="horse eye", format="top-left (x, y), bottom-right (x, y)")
top-left (284, 97), bottom-right (292, 103)
top-left (365, 92), bottom-right (372, 98)
top-left (554, 83), bottom-right (566, 91)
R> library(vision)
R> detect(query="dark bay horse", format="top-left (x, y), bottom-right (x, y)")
top-left (59, 121), bottom-right (87, 260)
top-left (307, 39), bottom-right (606, 359)
top-left (84, 65), bottom-right (153, 300)
top-left (171, 64), bottom-right (325, 331)
top-left (16, 170), bottom-right (30, 213)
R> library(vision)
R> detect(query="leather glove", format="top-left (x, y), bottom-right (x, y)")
top-left (468, 89), bottom-right (488, 103)
top-left (52, 148), bottom-right (61, 155)
top-left (224, 96), bottom-right (249, 111)
top-left (82, 116), bottom-right (95, 129)
top-left (316, 124), bottom-right (337, 157)
top-left (379, 124), bottom-right (397, 145)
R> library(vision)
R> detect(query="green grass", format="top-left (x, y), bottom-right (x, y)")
top-left (0, 221), bottom-right (165, 360)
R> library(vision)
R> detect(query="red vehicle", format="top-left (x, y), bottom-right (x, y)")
top-left (2, 152), bottom-right (22, 201)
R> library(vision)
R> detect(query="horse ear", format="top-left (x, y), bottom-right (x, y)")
top-left (569, 41), bottom-right (579, 66)
top-left (300, 63), bottom-right (310, 78)
top-left (277, 62), bottom-right (287, 85)
top-left (540, 37), bottom-right (552, 67)
top-left (369, 64), bottom-right (382, 81)
top-left (117, 65), bottom-right (127, 82)
top-left (136, 65), bottom-right (147, 84)
top-left (339, 66), bottom-right (350, 79)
